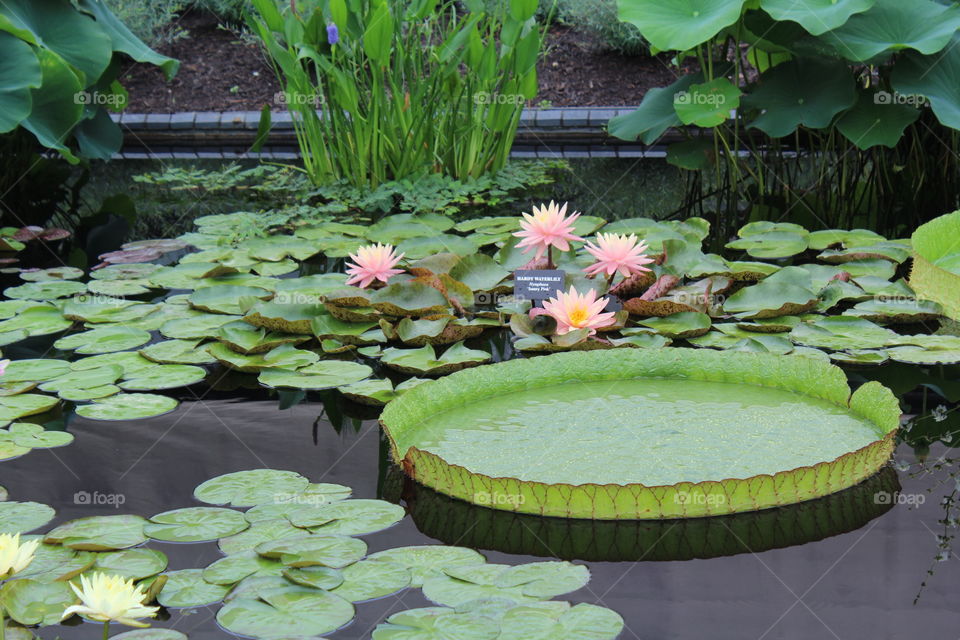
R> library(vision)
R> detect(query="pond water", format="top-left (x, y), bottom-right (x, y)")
top-left (2, 393), bottom-right (957, 639)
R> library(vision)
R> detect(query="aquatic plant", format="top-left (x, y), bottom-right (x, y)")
top-left (910, 210), bottom-right (960, 321)
top-left (583, 232), bottom-right (653, 282)
top-left (513, 201), bottom-right (584, 266)
top-left (62, 573), bottom-right (159, 636)
top-left (344, 244), bottom-right (405, 289)
top-left (534, 286), bottom-right (616, 336)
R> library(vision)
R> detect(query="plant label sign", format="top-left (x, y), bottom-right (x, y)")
top-left (514, 269), bottom-right (565, 301)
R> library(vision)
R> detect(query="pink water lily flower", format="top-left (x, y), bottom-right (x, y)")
top-left (537, 286), bottom-right (616, 336)
top-left (583, 233), bottom-right (654, 279)
top-left (345, 243), bottom-right (405, 288)
top-left (513, 201), bottom-right (584, 262)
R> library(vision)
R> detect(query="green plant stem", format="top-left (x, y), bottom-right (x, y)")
top-left (102, 621), bottom-right (110, 640)
top-left (1, 604), bottom-right (5, 640)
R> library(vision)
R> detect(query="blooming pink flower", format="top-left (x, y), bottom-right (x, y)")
top-left (583, 233), bottom-right (654, 279)
top-left (538, 286), bottom-right (616, 336)
top-left (344, 243), bottom-right (404, 288)
top-left (0, 359), bottom-right (8, 376)
top-left (513, 201), bottom-right (584, 261)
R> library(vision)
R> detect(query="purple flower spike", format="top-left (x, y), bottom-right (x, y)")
top-left (327, 23), bottom-right (339, 45)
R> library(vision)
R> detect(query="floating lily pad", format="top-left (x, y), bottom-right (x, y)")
top-left (2, 359), bottom-right (71, 383)
top-left (723, 268), bottom-right (818, 319)
top-left (0, 305), bottom-right (72, 337)
top-left (216, 585), bottom-right (355, 639)
top-left (423, 562), bottom-right (590, 607)
top-left (140, 339), bottom-right (218, 365)
top-left (844, 298), bottom-right (943, 324)
top-left (372, 606), bottom-right (499, 640)
top-left (370, 282), bottom-right (449, 317)
top-left (86, 279), bottom-right (153, 297)
top-left (258, 361), bottom-right (372, 390)
top-left (93, 548), bottom-right (168, 580)
top-left (64, 299), bottom-right (156, 324)
top-left (329, 559), bottom-right (410, 603)
top-left (75, 393), bottom-right (179, 421)
top-left (19, 267), bottom-right (84, 282)
top-left (255, 535), bottom-right (368, 568)
top-left (145, 507), bottom-right (249, 543)
top-left (161, 313), bottom-right (242, 339)
top-left (367, 545), bottom-right (487, 588)
top-left (206, 342), bottom-right (319, 373)
top-left (44, 515), bottom-right (148, 550)
top-left (55, 327), bottom-right (152, 354)
top-left (158, 569), bottom-right (230, 608)
top-left (17, 543), bottom-right (94, 582)
top-left (726, 231), bottom-right (808, 258)
top-left (0, 579), bottom-right (77, 626)
top-left (203, 551), bottom-right (286, 585)
top-left (111, 629), bottom-right (188, 640)
top-left (0, 501), bottom-right (55, 534)
top-left (39, 365), bottom-right (123, 392)
top-left (381, 342), bottom-right (490, 376)
top-left (119, 365), bottom-right (207, 391)
top-left (1, 423), bottom-right (73, 449)
top-left (244, 302), bottom-right (326, 334)
top-left (635, 312), bottom-right (712, 339)
top-left (0, 395), bottom-right (59, 421)
top-left (72, 352), bottom-right (156, 377)
top-left (830, 350), bottom-right (890, 366)
top-left (218, 321), bottom-right (310, 354)
top-left (4, 280), bottom-right (86, 300)
top-left (218, 519), bottom-right (311, 555)
top-left (498, 601), bottom-right (625, 640)
top-left (195, 469), bottom-right (310, 507)
top-left (282, 499), bottom-right (404, 536)
top-left (886, 346), bottom-right (960, 365)
top-left (189, 285), bottom-right (273, 315)
top-left (282, 565), bottom-right (344, 590)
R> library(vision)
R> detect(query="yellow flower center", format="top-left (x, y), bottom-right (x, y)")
top-left (567, 306), bottom-right (589, 326)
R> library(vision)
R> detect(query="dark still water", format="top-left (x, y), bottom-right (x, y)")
top-left (1, 398), bottom-right (958, 639)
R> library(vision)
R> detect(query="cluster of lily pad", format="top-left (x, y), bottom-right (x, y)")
top-left (0, 470), bottom-right (624, 639)
top-left (0, 206), bottom-right (956, 451)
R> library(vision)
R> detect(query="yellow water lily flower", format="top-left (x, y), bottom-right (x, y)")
top-left (0, 533), bottom-right (39, 579)
top-left (62, 573), bottom-right (159, 628)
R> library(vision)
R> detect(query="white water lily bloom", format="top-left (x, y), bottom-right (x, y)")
top-left (62, 573), bottom-right (159, 628)
top-left (0, 533), bottom-right (39, 579)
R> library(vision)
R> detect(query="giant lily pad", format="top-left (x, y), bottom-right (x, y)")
top-left (379, 349), bottom-right (899, 519)
top-left (910, 210), bottom-right (960, 319)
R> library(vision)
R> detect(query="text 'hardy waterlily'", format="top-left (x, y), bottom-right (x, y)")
top-left (62, 573), bottom-right (159, 628)
top-left (538, 286), bottom-right (616, 336)
top-left (583, 233), bottom-right (654, 279)
top-left (345, 243), bottom-right (405, 288)
top-left (513, 201), bottom-right (584, 262)
top-left (0, 533), bottom-right (38, 579)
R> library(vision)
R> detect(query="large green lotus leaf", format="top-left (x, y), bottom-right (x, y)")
top-left (145, 507), bottom-right (249, 543)
top-left (608, 74), bottom-right (700, 144)
top-left (218, 321), bottom-right (310, 354)
top-left (160, 313), bottom-right (241, 339)
top-left (886, 346), bottom-right (960, 365)
top-left (3, 423), bottom-right (73, 449)
top-left (75, 393), bottom-right (178, 421)
top-left (284, 499), bottom-right (404, 536)
top-left (0, 32), bottom-right (40, 132)
top-left (743, 59), bottom-right (856, 137)
top-left (0, 502), bottom-right (55, 534)
top-left (92, 548), bottom-right (168, 580)
top-left (844, 298), bottom-right (943, 324)
top-left (635, 312), bottom-right (712, 339)
top-left (246, 236), bottom-right (320, 261)
top-left (820, 0), bottom-right (960, 61)
top-left (283, 565), bottom-right (344, 590)
top-left (910, 211), bottom-right (960, 319)
top-left (789, 316), bottom-right (900, 350)
top-left (218, 519), bottom-right (310, 555)
top-left (157, 569), bottom-right (230, 608)
top-left (16, 543), bottom-right (94, 582)
top-left (367, 546), bottom-right (486, 588)
top-left (370, 282), bottom-right (449, 316)
top-left (216, 586), bottom-right (355, 639)
top-left (140, 339), bottom-right (218, 365)
top-left (372, 606), bottom-right (499, 640)
top-left (674, 78), bottom-right (741, 127)
top-left (4, 280), bottom-right (85, 300)
top-left (366, 213), bottom-right (455, 243)
top-left (38, 365), bottom-right (122, 392)
top-left (203, 551), bottom-right (285, 584)
top-left (0, 579), bottom-right (77, 627)
top-left (760, 0), bottom-right (875, 35)
top-left (119, 365), bottom-right (207, 391)
top-left (72, 352), bottom-right (156, 377)
top-left (2, 359), bottom-right (71, 383)
top-left (0, 305), bottom-right (71, 337)
top-left (258, 360), bottom-right (372, 390)
top-left (0, 394), bottom-right (58, 421)
top-left (86, 279), bottom-right (152, 297)
top-left (893, 46), bottom-right (960, 130)
top-left (398, 235), bottom-right (481, 259)
top-left (328, 559), bottom-right (410, 603)
top-left (194, 469), bottom-right (310, 507)
top-left (44, 515), bottom-right (148, 550)
top-left (726, 231), bottom-right (808, 258)
top-left (498, 602), bottom-right (624, 640)
top-left (189, 285), bottom-right (273, 315)
top-left (836, 91), bottom-right (920, 149)
top-left (54, 327), bottom-right (152, 354)
top-left (617, 0), bottom-right (748, 52)
top-left (111, 630), bottom-right (187, 640)
top-left (206, 342), bottom-right (319, 372)
top-left (244, 302), bottom-right (326, 334)
top-left (381, 342), bottom-right (490, 376)
top-left (448, 254), bottom-right (510, 291)
top-left (423, 562), bottom-right (589, 607)
top-left (256, 535), bottom-right (367, 568)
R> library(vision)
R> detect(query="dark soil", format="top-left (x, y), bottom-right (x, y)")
top-left (122, 12), bottom-right (685, 112)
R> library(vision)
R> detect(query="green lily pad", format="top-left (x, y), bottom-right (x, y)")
top-left (886, 346), bottom-right (960, 365)
top-left (635, 312), bottom-right (712, 339)
top-left (19, 267), bottom-right (84, 282)
top-left (218, 321), bottom-right (310, 354)
top-left (194, 469), bottom-right (310, 507)
top-left (0, 501), bottom-right (55, 534)
top-left (372, 606), bottom-right (499, 640)
top-left (57, 385), bottom-right (121, 402)
top-left (160, 313), bottom-right (242, 339)
top-left (119, 365), bottom-right (207, 391)
top-left (789, 316), bottom-right (900, 350)
top-left (72, 352), bottom-right (156, 377)
top-left (55, 327), bottom-right (152, 354)
top-left (0, 330), bottom-right (27, 347)
top-left (370, 282), bottom-right (449, 317)
top-left (0, 395), bottom-right (59, 421)
top-left (189, 285), bottom-right (273, 315)
top-left (498, 602), bottom-right (625, 640)
top-left (844, 298), bottom-right (943, 324)
top-left (140, 339), bottom-right (218, 365)
top-left (90, 264), bottom-right (162, 281)
top-left (216, 585), bottom-right (355, 639)
top-left (222, 576), bottom-right (296, 603)
top-left (397, 235), bottom-right (481, 259)
top-left (338, 378), bottom-right (398, 406)
top-left (39, 365), bottom-right (123, 392)
top-left (145, 507), bottom-right (249, 543)
top-left (255, 535), bottom-right (368, 568)
top-left (311, 313), bottom-right (378, 344)
top-left (2, 359), bottom-right (72, 383)
top-left (258, 361), bottom-right (373, 390)
top-left (723, 267), bottom-right (819, 319)
top-left (203, 551), bottom-right (286, 585)
top-left (75, 393), bottom-right (179, 421)
top-left (726, 231), bottom-right (809, 258)
top-left (86, 279), bottom-right (153, 297)
top-left (381, 342), bottom-right (490, 376)
top-left (111, 629), bottom-right (188, 640)
top-left (2, 423), bottom-right (73, 449)
top-left (284, 499), bottom-right (405, 536)
top-left (64, 299), bottom-right (156, 324)
top-left (247, 236), bottom-right (321, 261)
top-left (244, 302), bottom-right (326, 334)
top-left (206, 342), bottom-right (319, 373)
top-left (367, 546), bottom-right (487, 588)
top-left (0, 579), bottom-right (77, 626)
top-left (17, 543), bottom-right (94, 582)
top-left (283, 565), bottom-right (344, 590)
top-left (0, 305), bottom-right (72, 337)
top-left (4, 280), bottom-right (86, 300)
top-left (448, 254), bottom-right (510, 291)
top-left (44, 515), bottom-right (148, 551)
top-left (92, 548), bottom-right (168, 580)
top-left (158, 568), bottom-right (230, 608)
top-left (0, 440), bottom-right (30, 461)
top-left (830, 350), bottom-right (890, 366)
top-left (329, 559), bottom-right (410, 603)
top-left (423, 562), bottom-right (590, 607)
top-left (218, 519), bottom-right (311, 555)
